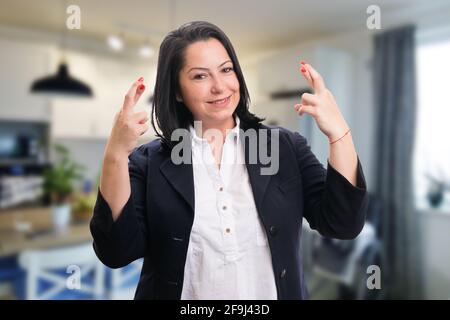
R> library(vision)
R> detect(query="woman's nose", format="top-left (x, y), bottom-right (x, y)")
top-left (210, 76), bottom-right (225, 94)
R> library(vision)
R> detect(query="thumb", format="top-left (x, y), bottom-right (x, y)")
top-left (294, 104), bottom-right (316, 117)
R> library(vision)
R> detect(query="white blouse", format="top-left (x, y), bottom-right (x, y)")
top-left (181, 117), bottom-right (278, 300)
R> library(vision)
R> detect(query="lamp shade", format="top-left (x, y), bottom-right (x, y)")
top-left (31, 63), bottom-right (93, 97)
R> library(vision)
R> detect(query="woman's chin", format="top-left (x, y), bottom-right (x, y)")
top-left (213, 107), bottom-right (237, 120)
top-left (204, 104), bottom-right (236, 119)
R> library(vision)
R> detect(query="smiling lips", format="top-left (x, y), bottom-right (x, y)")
top-left (208, 94), bottom-right (231, 105)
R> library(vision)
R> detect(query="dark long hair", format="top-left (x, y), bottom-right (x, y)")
top-left (151, 21), bottom-right (264, 149)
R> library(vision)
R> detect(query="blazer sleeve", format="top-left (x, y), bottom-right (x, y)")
top-left (90, 146), bottom-right (149, 268)
top-left (292, 132), bottom-right (368, 240)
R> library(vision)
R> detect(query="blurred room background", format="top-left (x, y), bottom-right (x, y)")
top-left (0, 0), bottom-right (449, 300)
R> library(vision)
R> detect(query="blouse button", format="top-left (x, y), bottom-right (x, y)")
top-left (269, 226), bottom-right (278, 236)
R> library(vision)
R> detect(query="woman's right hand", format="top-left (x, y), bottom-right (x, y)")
top-left (105, 77), bottom-right (149, 159)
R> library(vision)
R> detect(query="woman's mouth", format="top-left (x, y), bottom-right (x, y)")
top-left (207, 95), bottom-right (232, 107)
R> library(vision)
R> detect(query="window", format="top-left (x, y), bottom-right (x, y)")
top-left (414, 27), bottom-right (450, 211)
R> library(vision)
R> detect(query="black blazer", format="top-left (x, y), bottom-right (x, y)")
top-left (90, 122), bottom-right (368, 300)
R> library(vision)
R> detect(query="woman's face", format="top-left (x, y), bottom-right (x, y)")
top-left (177, 38), bottom-right (240, 126)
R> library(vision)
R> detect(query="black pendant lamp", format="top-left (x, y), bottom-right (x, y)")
top-left (31, 60), bottom-right (93, 97)
top-left (30, 0), bottom-right (93, 98)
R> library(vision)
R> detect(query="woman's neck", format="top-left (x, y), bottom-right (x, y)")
top-left (191, 116), bottom-right (236, 171)
top-left (196, 116), bottom-right (236, 143)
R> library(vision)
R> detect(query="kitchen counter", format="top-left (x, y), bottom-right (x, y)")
top-left (0, 207), bottom-right (92, 257)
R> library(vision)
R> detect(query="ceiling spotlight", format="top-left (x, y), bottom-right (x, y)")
top-left (107, 35), bottom-right (123, 51)
top-left (139, 45), bottom-right (154, 58)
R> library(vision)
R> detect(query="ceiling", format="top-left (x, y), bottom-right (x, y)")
top-left (0, 0), bottom-right (448, 58)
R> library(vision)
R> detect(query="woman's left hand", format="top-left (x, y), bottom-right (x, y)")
top-left (294, 61), bottom-right (350, 142)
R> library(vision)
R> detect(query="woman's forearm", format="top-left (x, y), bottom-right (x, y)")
top-left (328, 131), bottom-right (358, 187)
top-left (99, 150), bottom-right (131, 221)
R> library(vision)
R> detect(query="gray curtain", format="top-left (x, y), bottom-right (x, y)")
top-left (373, 25), bottom-right (422, 299)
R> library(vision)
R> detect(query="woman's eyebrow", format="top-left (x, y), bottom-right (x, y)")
top-left (187, 60), bottom-right (232, 73)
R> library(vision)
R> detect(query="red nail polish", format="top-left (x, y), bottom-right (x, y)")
top-left (300, 60), bottom-right (306, 65)
top-left (301, 67), bottom-right (306, 73)
top-left (139, 84), bottom-right (145, 91)
top-left (138, 77), bottom-right (144, 82)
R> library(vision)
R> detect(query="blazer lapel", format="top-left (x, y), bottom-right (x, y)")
top-left (157, 122), bottom-right (273, 216)
top-left (241, 124), bottom-right (273, 214)
top-left (159, 156), bottom-right (195, 214)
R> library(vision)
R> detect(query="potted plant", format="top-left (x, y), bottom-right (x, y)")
top-left (43, 144), bottom-right (85, 230)
top-left (425, 172), bottom-right (450, 208)
top-left (71, 189), bottom-right (97, 223)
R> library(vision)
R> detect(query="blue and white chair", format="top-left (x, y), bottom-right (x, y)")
top-left (107, 258), bottom-right (143, 300)
top-left (17, 242), bottom-right (105, 300)
top-left (0, 255), bottom-right (24, 299)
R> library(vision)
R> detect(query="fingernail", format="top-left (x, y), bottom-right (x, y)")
top-left (138, 77), bottom-right (144, 82)
top-left (301, 67), bottom-right (306, 73)
top-left (139, 84), bottom-right (145, 91)
top-left (300, 60), bottom-right (306, 65)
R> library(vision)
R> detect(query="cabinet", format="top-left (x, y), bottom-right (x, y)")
top-left (0, 38), bottom-right (52, 122)
top-left (257, 47), bottom-right (315, 94)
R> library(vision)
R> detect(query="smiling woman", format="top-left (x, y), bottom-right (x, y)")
top-left (175, 39), bottom-right (241, 137)
top-left (151, 21), bottom-right (264, 150)
top-left (90, 20), bottom-right (368, 300)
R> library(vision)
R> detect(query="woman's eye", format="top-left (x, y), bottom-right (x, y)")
top-left (223, 67), bottom-right (233, 73)
top-left (194, 74), bottom-right (206, 80)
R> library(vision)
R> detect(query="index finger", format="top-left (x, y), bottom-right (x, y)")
top-left (300, 63), bottom-right (314, 89)
top-left (305, 64), bottom-right (326, 94)
top-left (123, 77), bottom-right (144, 111)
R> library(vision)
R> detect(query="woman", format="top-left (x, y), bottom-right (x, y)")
top-left (90, 21), bottom-right (368, 300)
